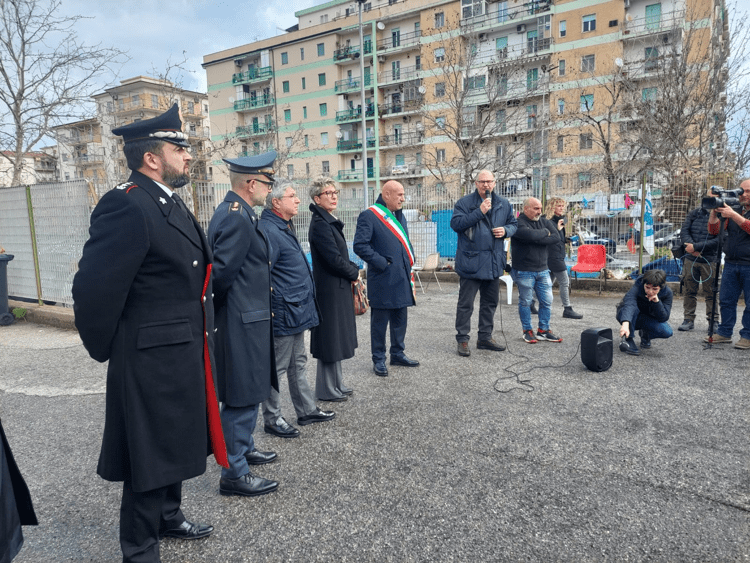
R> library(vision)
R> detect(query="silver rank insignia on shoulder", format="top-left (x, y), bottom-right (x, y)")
top-left (230, 202), bottom-right (240, 211)
top-left (115, 181), bottom-right (135, 191)
top-left (159, 197), bottom-right (167, 205)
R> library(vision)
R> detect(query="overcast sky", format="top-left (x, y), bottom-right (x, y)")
top-left (58, 0), bottom-right (330, 94)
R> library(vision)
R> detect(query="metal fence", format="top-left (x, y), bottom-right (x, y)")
top-left (0, 171), bottom-right (717, 306)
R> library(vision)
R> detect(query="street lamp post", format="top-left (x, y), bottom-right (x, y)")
top-left (356, 0), bottom-right (369, 208)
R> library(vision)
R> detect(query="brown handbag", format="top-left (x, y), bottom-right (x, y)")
top-left (352, 278), bottom-right (369, 315)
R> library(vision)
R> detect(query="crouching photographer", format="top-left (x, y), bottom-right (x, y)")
top-left (703, 181), bottom-right (750, 349)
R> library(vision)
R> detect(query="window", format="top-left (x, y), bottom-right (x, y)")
top-left (318, 73), bottom-right (326, 86)
top-left (300, 47), bottom-right (305, 60)
top-left (556, 175), bottom-right (563, 189)
top-left (320, 132), bottom-right (329, 145)
top-left (302, 77), bottom-right (306, 89)
top-left (204, 103), bottom-right (209, 114)
top-left (435, 12), bottom-right (444, 28)
top-left (284, 109), bottom-right (291, 122)
top-left (436, 148), bottom-right (446, 162)
top-left (583, 14), bottom-right (596, 32)
top-left (581, 54), bottom-right (595, 73)
top-left (645, 47), bottom-right (659, 72)
top-left (527, 68), bottom-right (539, 90)
top-left (579, 133), bottom-right (593, 149)
top-left (580, 94), bottom-right (594, 112)
top-left (392, 28), bottom-right (401, 48)
top-left (434, 47), bottom-right (445, 62)
top-left (285, 136), bottom-right (293, 147)
top-left (322, 161), bottom-right (330, 174)
top-left (578, 173), bottom-right (591, 189)
top-left (558, 60), bottom-right (566, 76)
top-left (133, 94), bottom-right (141, 106)
top-left (557, 135), bottom-right (564, 152)
top-left (281, 52), bottom-right (288, 65)
top-left (317, 43), bottom-right (325, 56)
top-left (559, 20), bottom-right (566, 37)
top-left (320, 14), bottom-right (328, 23)
top-left (496, 36), bottom-right (508, 57)
top-left (495, 144), bottom-right (504, 164)
top-left (462, 0), bottom-right (484, 19)
top-left (287, 164), bottom-right (294, 177)
top-left (558, 99), bottom-right (565, 115)
top-left (526, 104), bottom-right (537, 128)
top-left (319, 103), bottom-right (327, 116)
top-left (642, 87), bottom-right (657, 101)
top-left (435, 82), bottom-right (446, 97)
top-left (466, 75), bottom-right (486, 90)
top-left (304, 135), bottom-right (309, 147)
top-left (498, 73), bottom-right (508, 94)
top-left (282, 81), bottom-right (290, 93)
top-left (303, 106), bottom-right (308, 119)
top-left (107, 101), bottom-right (113, 112)
top-left (436, 116), bottom-right (446, 129)
top-left (415, 55), bottom-right (421, 70)
top-left (151, 94), bottom-right (158, 108)
top-left (496, 109), bottom-right (506, 131)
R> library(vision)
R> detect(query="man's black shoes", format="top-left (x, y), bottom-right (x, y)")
top-left (619, 337), bottom-right (640, 355)
top-left (476, 338), bottom-right (505, 351)
top-left (390, 355), bottom-right (420, 367)
top-left (373, 361), bottom-right (388, 376)
top-left (219, 473), bottom-right (278, 497)
top-left (264, 417), bottom-right (300, 438)
top-left (297, 407), bottom-right (335, 426)
top-left (678, 319), bottom-right (694, 331)
top-left (639, 329), bottom-right (651, 349)
top-left (245, 449), bottom-right (277, 465)
top-left (161, 520), bottom-right (213, 540)
top-left (563, 306), bottom-right (583, 319)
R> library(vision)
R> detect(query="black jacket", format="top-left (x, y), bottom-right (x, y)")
top-left (680, 207), bottom-right (719, 262)
top-left (616, 276), bottom-right (673, 328)
top-left (308, 204), bottom-right (360, 363)
top-left (544, 214), bottom-right (567, 272)
top-left (720, 206), bottom-right (750, 266)
top-left (511, 213), bottom-right (558, 272)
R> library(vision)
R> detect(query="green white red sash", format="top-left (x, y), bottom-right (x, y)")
top-left (369, 203), bottom-right (416, 299)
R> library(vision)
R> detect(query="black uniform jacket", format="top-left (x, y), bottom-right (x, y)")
top-left (72, 170), bottom-right (223, 493)
top-left (308, 203), bottom-right (359, 363)
top-left (208, 191), bottom-right (278, 407)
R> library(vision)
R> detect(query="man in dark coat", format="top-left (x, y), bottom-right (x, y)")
top-left (353, 180), bottom-right (419, 376)
top-left (679, 204), bottom-right (720, 332)
top-left (308, 177), bottom-right (360, 401)
top-left (259, 180), bottom-right (336, 432)
top-left (450, 169), bottom-right (517, 357)
top-left (72, 105), bottom-right (227, 563)
top-left (207, 153), bottom-right (281, 498)
top-left (617, 269), bottom-right (673, 355)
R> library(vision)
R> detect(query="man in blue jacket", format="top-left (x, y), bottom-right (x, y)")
top-left (259, 180), bottom-right (336, 430)
top-left (451, 170), bottom-right (517, 356)
top-left (354, 180), bottom-right (419, 377)
top-left (617, 269), bottom-right (673, 355)
top-left (208, 153), bottom-right (281, 498)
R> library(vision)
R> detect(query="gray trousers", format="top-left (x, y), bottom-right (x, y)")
top-left (550, 269), bottom-right (572, 308)
top-left (262, 332), bottom-right (316, 425)
top-left (315, 360), bottom-right (347, 401)
top-left (455, 277), bottom-right (499, 342)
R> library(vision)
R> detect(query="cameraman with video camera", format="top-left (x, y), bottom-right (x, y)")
top-left (703, 180), bottom-right (750, 349)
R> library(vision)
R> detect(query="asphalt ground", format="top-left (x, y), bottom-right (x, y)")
top-left (1, 284), bottom-right (748, 562)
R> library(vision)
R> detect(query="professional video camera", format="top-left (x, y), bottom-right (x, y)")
top-left (702, 185), bottom-right (744, 210)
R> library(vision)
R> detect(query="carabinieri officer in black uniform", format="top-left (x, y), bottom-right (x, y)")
top-left (72, 104), bottom-right (228, 563)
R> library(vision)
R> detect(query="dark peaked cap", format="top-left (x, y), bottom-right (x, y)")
top-left (111, 103), bottom-right (190, 148)
top-left (223, 151), bottom-right (277, 182)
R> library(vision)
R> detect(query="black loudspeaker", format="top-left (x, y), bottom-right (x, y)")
top-left (581, 327), bottom-right (613, 372)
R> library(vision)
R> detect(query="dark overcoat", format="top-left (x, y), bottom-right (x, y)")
top-left (545, 214), bottom-right (567, 272)
top-left (308, 203), bottom-right (359, 362)
top-left (616, 276), bottom-right (673, 327)
top-left (451, 189), bottom-right (517, 280)
top-left (208, 191), bottom-right (278, 407)
top-left (353, 195), bottom-right (416, 309)
top-left (72, 170), bottom-right (222, 493)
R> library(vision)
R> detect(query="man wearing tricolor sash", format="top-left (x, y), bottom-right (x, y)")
top-left (354, 181), bottom-right (420, 377)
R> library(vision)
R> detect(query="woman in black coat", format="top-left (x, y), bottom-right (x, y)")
top-left (308, 177), bottom-right (360, 401)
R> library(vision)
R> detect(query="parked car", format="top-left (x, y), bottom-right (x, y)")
top-left (618, 222), bottom-right (673, 245)
top-left (654, 228), bottom-right (681, 249)
top-left (571, 228), bottom-right (617, 256)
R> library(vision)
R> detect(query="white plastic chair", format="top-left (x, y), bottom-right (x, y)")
top-left (414, 252), bottom-right (442, 293)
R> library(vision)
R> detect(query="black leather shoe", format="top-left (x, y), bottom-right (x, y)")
top-left (264, 417), bottom-right (300, 438)
top-left (318, 395), bottom-right (348, 402)
top-left (161, 520), bottom-right (213, 540)
top-left (639, 329), bottom-right (651, 349)
top-left (297, 407), bottom-right (335, 426)
top-left (373, 361), bottom-right (388, 376)
top-left (476, 338), bottom-right (505, 351)
top-left (390, 355), bottom-right (420, 367)
top-left (245, 449), bottom-right (277, 465)
top-left (678, 319), bottom-right (694, 331)
top-left (339, 385), bottom-right (354, 396)
top-left (619, 337), bottom-right (640, 356)
top-left (563, 307), bottom-right (583, 319)
top-left (219, 472), bottom-right (278, 497)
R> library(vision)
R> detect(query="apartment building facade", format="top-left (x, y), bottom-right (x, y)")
top-left (202, 0), bottom-right (729, 203)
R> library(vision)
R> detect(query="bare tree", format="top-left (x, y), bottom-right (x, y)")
top-left (0, 0), bottom-right (126, 186)
top-left (723, 1), bottom-right (750, 179)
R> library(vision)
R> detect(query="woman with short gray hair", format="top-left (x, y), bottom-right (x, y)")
top-left (308, 177), bottom-right (360, 401)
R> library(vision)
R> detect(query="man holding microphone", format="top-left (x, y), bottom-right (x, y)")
top-left (450, 170), bottom-right (517, 356)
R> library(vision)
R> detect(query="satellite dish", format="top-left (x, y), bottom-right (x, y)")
top-left (335, 131), bottom-right (343, 139)
top-left (615, 58), bottom-right (624, 67)
top-left (228, 97), bottom-right (235, 103)
top-left (377, 22), bottom-right (385, 30)
top-left (418, 85), bottom-right (426, 94)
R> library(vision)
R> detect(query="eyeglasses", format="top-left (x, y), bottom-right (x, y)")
top-left (476, 180), bottom-right (495, 185)
top-left (278, 194), bottom-right (298, 199)
top-left (254, 179), bottom-right (274, 187)
top-left (320, 190), bottom-right (340, 197)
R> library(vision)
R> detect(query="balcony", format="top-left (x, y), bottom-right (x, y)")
top-left (378, 64), bottom-right (420, 85)
top-left (232, 66), bottom-right (273, 85)
top-left (334, 75), bottom-right (373, 93)
top-left (187, 126), bottom-right (211, 139)
top-left (380, 131), bottom-right (423, 148)
top-left (461, 1), bottom-right (551, 31)
top-left (335, 105), bottom-right (376, 123)
top-left (333, 42), bottom-right (373, 63)
top-left (621, 10), bottom-right (684, 40)
top-left (376, 30), bottom-right (422, 52)
top-left (378, 98), bottom-right (423, 118)
top-left (235, 122), bottom-right (274, 138)
top-left (337, 168), bottom-right (375, 182)
top-left (234, 96), bottom-right (275, 111)
top-left (73, 154), bottom-right (104, 165)
top-left (380, 164), bottom-right (422, 179)
top-left (337, 138), bottom-right (376, 152)
top-left (473, 38), bottom-right (553, 68)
